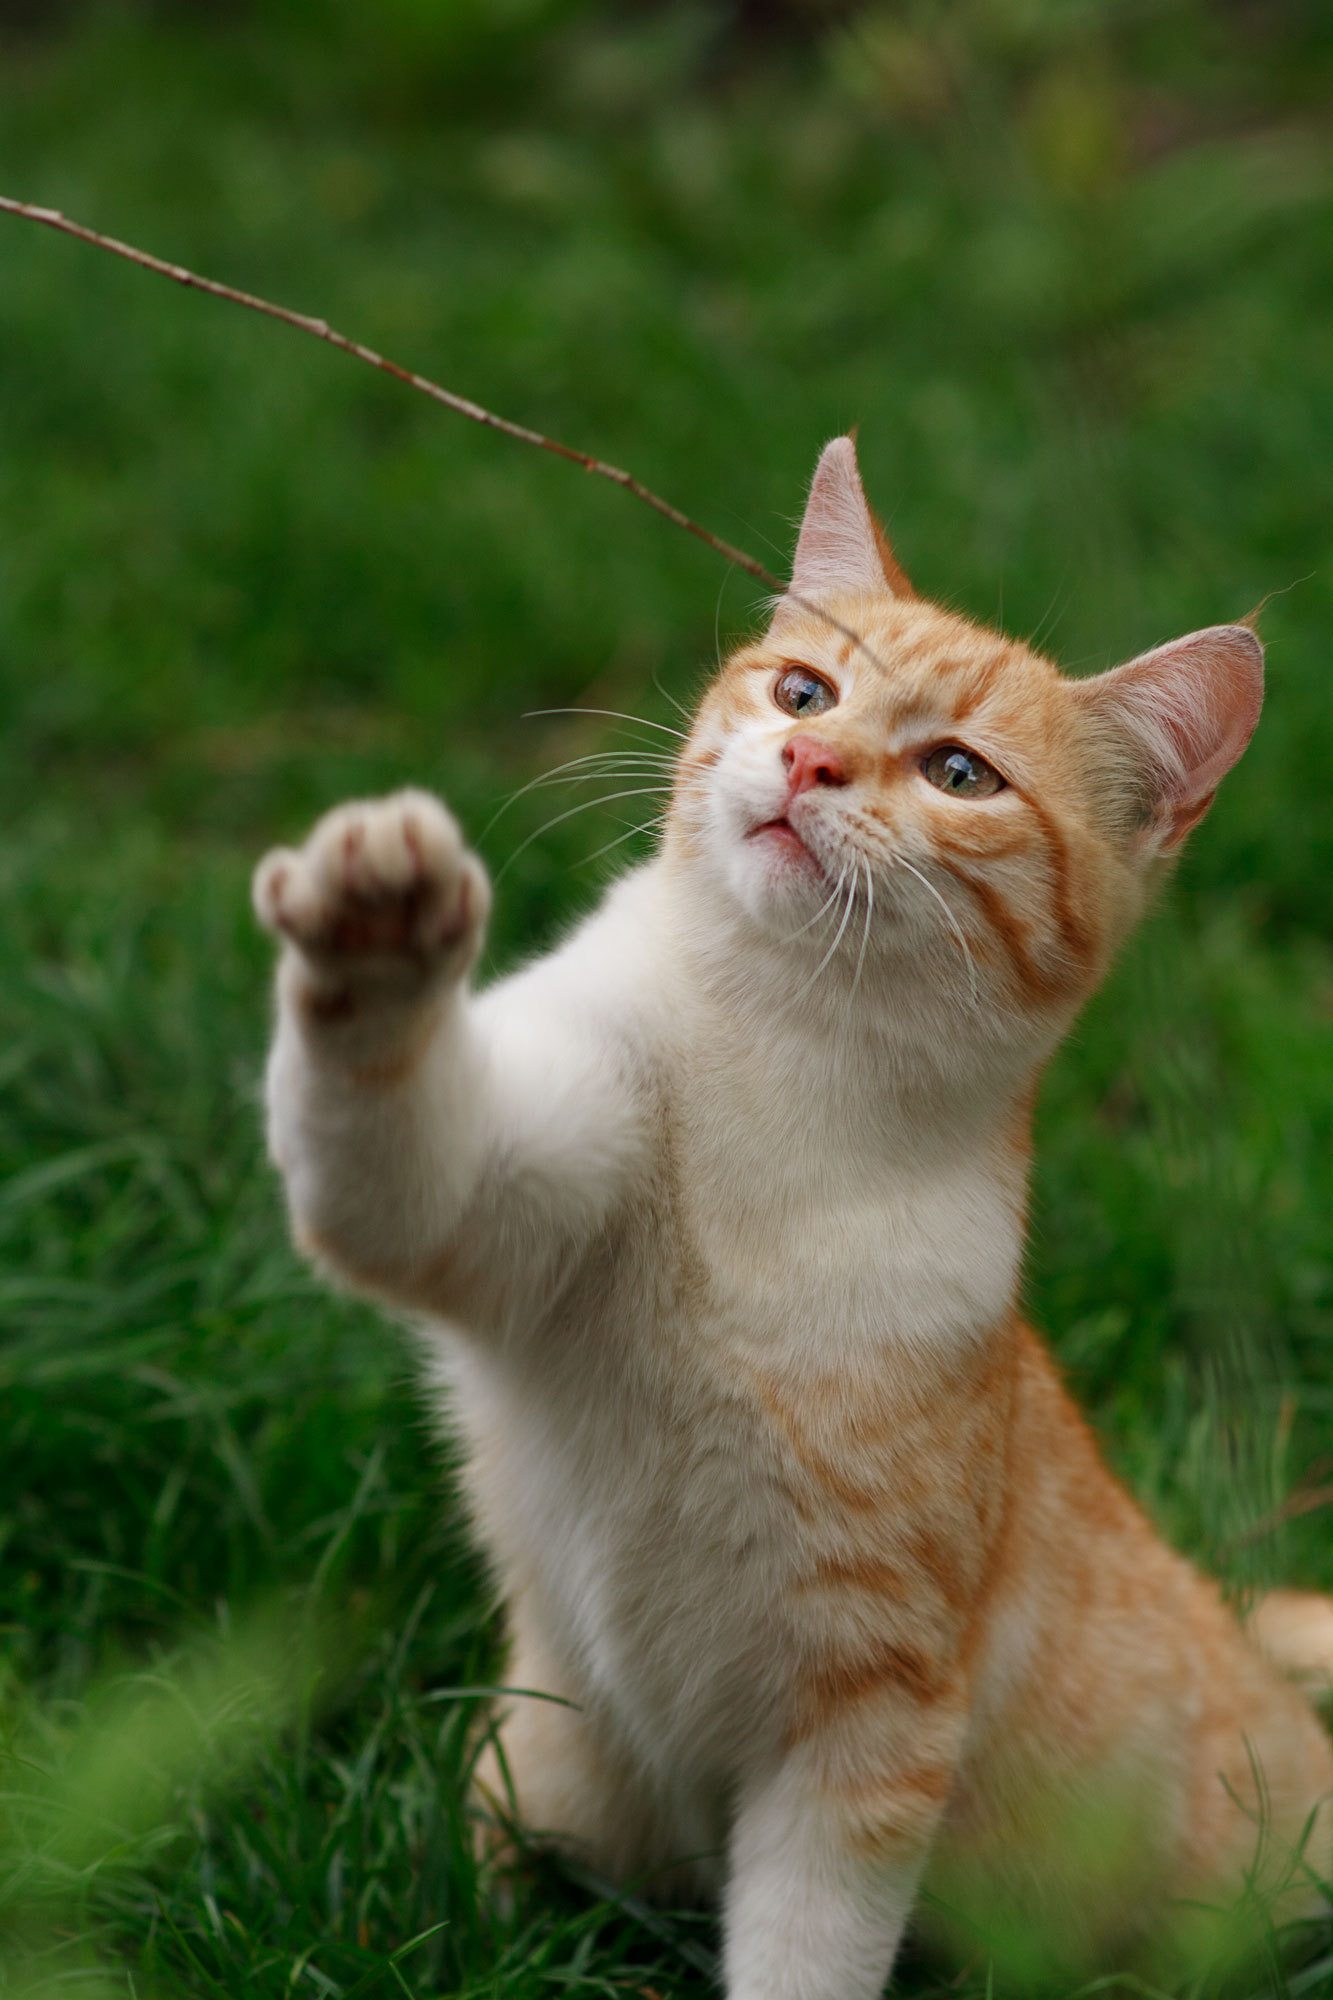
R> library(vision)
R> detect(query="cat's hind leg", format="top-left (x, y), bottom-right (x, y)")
top-left (471, 1623), bottom-right (698, 1902)
top-left (1248, 1589), bottom-right (1333, 1703)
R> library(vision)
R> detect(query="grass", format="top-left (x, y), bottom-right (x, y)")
top-left (1, 0), bottom-right (1332, 1992)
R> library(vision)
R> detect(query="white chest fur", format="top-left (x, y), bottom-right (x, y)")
top-left (427, 868), bottom-right (1027, 1817)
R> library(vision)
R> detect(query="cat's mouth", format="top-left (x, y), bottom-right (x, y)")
top-left (747, 815), bottom-right (824, 875)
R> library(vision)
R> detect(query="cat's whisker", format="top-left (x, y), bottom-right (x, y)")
top-left (522, 706), bottom-right (689, 742)
top-left (812, 868), bottom-right (855, 948)
top-left (1027, 568), bottom-right (1071, 654)
top-left (535, 749), bottom-right (677, 772)
top-left (894, 856), bottom-right (980, 1007)
top-left (821, 867), bottom-right (860, 976)
top-left (779, 872), bottom-right (846, 944)
top-left (651, 670), bottom-right (695, 726)
top-left (793, 864), bottom-right (857, 1000)
top-left (482, 753), bottom-right (677, 840)
top-left (672, 764), bottom-right (717, 798)
top-left (521, 759), bottom-right (676, 795)
top-left (849, 856), bottom-right (874, 996)
top-left (494, 785), bottom-right (672, 882)
top-left (580, 813), bottom-right (669, 869)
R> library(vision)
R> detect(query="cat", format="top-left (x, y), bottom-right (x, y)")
top-left (253, 436), bottom-right (1333, 1997)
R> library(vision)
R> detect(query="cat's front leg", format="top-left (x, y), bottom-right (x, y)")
top-left (724, 1730), bottom-right (958, 2000)
top-left (253, 789), bottom-right (500, 1308)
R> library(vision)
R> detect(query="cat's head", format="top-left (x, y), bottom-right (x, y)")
top-left (669, 437), bottom-right (1261, 1041)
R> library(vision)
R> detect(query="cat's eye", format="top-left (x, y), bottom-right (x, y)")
top-left (773, 666), bottom-right (837, 718)
top-left (921, 745), bottom-right (1005, 799)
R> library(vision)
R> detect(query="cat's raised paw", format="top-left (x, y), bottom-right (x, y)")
top-left (253, 789), bottom-right (490, 985)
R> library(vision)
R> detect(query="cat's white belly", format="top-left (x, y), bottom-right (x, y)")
top-left (432, 1158), bottom-right (1017, 1809)
top-left (438, 1302), bottom-right (797, 1797)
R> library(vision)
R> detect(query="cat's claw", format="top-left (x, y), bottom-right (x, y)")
top-left (253, 789), bottom-right (490, 985)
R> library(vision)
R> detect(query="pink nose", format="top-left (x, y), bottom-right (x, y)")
top-left (783, 734), bottom-right (848, 797)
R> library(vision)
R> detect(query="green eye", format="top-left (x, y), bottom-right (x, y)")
top-left (922, 745), bottom-right (1005, 798)
top-left (774, 666), bottom-right (837, 718)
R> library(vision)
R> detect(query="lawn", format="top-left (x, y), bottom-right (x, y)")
top-left (2, 1), bottom-right (1332, 1994)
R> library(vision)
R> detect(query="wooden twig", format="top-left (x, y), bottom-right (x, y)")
top-left (0, 194), bottom-right (782, 591)
top-left (0, 196), bottom-right (904, 677)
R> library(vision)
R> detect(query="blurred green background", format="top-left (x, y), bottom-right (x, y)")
top-left (2, 1), bottom-right (1332, 1993)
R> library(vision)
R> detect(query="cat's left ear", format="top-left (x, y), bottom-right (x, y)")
top-left (771, 437), bottom-right (912, 629)
top-left (1075, 624), bottom-right (1263, 850)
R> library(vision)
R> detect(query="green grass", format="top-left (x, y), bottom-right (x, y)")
top-left (1, 0), bottom-right (1332, 1992)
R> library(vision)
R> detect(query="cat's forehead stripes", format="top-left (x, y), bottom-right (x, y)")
top-left (709, 596), bottom-right (1064, 752)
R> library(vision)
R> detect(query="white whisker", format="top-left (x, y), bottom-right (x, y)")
top-left (494, 785), bottom-right (671, 881)
top-left (651, 670), bottom-right (694, 725)
top-left (713, 569), bottom-right (727, 672)
top-left (581, 813), bottom-right (668, 868)
top-left (794, 865), bottom-right (856, 1000)
top-left (522, 706), bottom-right (688, 742)
top-left (481, 752), bottom-right (676, 839)
top-left (822, 868), bottom-right (860, 972)
top-left (780, 869), bottom-right (846, 942)
top-left (850, 856), bottom-right (874, 996)
top-left (895, 856), bottom-right (980, 1006)
top-left (523, 758), bottom-right (676, 791)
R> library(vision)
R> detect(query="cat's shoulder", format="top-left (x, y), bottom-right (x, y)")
top-left (476, 857), bottom-right (685, 1087)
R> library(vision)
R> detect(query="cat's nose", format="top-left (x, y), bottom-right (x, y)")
top-left (783, 734), bottom-right (848, 797)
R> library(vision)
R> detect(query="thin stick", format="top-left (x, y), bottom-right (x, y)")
top-left (0, 195), bottom-right (899, 680)
top-left (0, 194), bottom-right (781, 590)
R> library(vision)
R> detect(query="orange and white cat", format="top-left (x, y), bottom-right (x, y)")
top-left (254, 438), bottom-right (1333, 1995)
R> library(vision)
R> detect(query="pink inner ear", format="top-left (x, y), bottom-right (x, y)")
top-left (784, 436), bottom-right (898, 602)
top-left (1078, 625), bottom-right (1264, 849)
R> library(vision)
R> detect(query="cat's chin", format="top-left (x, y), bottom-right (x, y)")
top-left (747, 819), bottom-right (825, 878)
top-left (718, 819), bottom-right (841, 935)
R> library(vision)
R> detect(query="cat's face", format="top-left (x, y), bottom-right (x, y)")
top-left (670, 438), bottom-right (1262, 1034)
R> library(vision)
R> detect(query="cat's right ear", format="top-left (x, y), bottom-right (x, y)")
top-left (1075, 624), bottom-right (1264, 851)
top-left (771, 437), bottom-right (912, 630)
